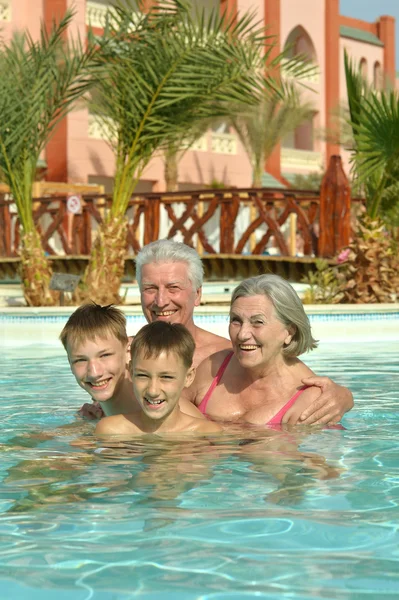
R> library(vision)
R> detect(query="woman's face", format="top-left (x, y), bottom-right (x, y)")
top-left (229, 295), bottom-right (293, 369)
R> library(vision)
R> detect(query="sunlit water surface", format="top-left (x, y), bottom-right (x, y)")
top-left (0, 342), bottom-right (398, 599)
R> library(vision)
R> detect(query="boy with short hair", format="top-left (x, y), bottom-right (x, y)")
top-left (61, 302), bottom-right (203, 420)
top-left (60, 302), bottom-right (135, 417)
top-left (95, 321), bottom-right (222, 436)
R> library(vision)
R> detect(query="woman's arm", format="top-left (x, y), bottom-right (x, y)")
top-left (282, 386), bottom-right (323, 425)
top-left (295, 377), bottom-right (353, 424)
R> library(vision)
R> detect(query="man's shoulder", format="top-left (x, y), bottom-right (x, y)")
top-left (193, 327), bottom-right (231, 366)
top-left (195, 347), bottom-right (233, 377)
top-left (196, 327), bottom-right (230, 347)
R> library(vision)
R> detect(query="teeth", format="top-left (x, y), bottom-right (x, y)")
top-left (240, 345), bottom-right (258, 350)
top-left (155, 311), bottom-right (175, 316)
top-left (146, 398), bottom-right (164, 405)
top-left (90, 380), bottom-right (109, 389)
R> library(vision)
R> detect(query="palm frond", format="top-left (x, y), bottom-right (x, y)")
top-left (0, 9), bottom-right (96, 231)
top-left (229, 83), bottom-right (315, 185)
top-left (89, 0), bottom-right (272, 214)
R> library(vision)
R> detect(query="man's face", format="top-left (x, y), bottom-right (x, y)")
top-left (131, 349), bottom-right (195, 421)
top-left (67, 335), bottom-right (130, 404)
top-left (140, 261), bottom-right (201, 327)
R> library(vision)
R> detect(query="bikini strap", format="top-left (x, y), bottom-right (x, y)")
top-left (267, 385), bottom-right (311, 425)
top-left (197, 352), bottom-right (234, 415)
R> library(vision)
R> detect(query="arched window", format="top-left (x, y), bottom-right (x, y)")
top-left (295, 114), bottom-right (315, 151)
top-left (284, 26), bottom-right (317, 63)
top-left (360, 58), bottom-right (368, 81)
top-left (374, 61), bottom-right (383, 89)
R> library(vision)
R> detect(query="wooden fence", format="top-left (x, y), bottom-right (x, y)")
top-left (0, 188), bottom-right (322, 257)
top-left (0, 157), bottom-right (363, 264)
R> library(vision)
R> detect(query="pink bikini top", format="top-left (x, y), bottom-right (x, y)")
top-left (197, 351), bottom-right (309, 425)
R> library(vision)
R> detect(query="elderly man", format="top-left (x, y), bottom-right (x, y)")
top-left (75, 239), bottom-right (353, 424)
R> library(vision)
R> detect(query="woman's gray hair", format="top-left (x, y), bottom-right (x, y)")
top-left (135, 240), bottom-right (204, 290)
top-left (231, 274), bottom-right (318, 357)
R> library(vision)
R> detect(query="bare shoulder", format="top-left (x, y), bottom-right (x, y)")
top-left (192, 417), bottom-right (222, 434)
top-left (282, 385), bottom-right (322, 424)
top-left (95, 414), bottom-right (137, 435)
top-left (196, 348), bottom-right (233, 378)
top-left (95, 415), bottom-right (122, 435)
top-left (193, 327), bottom-right (231, 367)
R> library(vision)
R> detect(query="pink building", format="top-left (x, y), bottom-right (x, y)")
top-left (1, 0), bottom-right (396, 191)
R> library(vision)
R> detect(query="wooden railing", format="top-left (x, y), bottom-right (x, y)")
top-left (0, 154), bottom-right (364, 261)
top-left (0, 188), bottom-right (326, 259)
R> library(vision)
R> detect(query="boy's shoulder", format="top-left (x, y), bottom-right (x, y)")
top-left (188, 415), bottom-right (222, 434)
top-left (95, 413), bottom-right (139, 435)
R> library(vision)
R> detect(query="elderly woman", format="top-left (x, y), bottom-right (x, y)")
top-left (185, 274), bottom-right (336, 426)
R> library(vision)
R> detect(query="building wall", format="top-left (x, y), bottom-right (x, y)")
top-left (1, 0), bottom-right (395, 189)
top-left (0, 0), bottom-right (43, 41)
top-left (280, 0), bottom-right (326, 175)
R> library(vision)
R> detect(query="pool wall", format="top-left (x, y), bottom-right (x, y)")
top-left (1, 304), bottom-right (398, 346)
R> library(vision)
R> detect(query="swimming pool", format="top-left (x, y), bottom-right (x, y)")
top-left (0, 335), bottom-right (398, 599)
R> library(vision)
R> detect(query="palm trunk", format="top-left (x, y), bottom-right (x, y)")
top-left (164, 149), bottom-right (179, 192)
top-left (79, 214), bottom-right (128, 305)
top-left (252, 162), bottom-right (263, 188)
top-left (19, 229), bottom-right (58, 307)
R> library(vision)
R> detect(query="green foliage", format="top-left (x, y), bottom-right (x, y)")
top-left (337, 216), bottom-right (399, 303)
top-left (0, 10), bottom-right (96, 233)
top-left (290, 171), bottom-right (323, 191)
top-left (90, 0), bottom-right (273, 217)
top-left (207, 178), bottom-right (226, 189)
top-left (344, 50), bottom-right (399, 221)
top-left (229, 86), bottom-right (315, 187)
top-left (301, 259), bottom-right (343, 304)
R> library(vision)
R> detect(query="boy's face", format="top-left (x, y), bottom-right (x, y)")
top-left (131, 349), bottom-right (195, 421)
top-left (67, 334), bottom-right (131, 404)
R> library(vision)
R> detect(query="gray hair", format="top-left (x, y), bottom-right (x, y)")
top-left (231, 274), bottom-right (318, 357)
top-left (135, 240), bottom-right (204, 290)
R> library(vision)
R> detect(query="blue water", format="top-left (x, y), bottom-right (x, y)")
top-left (0, 342), bottom-right (398, 599)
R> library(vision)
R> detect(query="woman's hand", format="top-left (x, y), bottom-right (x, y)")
top-left (297, 377), bottom-right (353, 424)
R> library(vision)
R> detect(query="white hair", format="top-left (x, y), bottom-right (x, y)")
top-left (135, 240), bottom-right (204, 290)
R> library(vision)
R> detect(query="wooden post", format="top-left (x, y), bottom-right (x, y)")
top-left (144, 196), bottom-right (160, 245)
top-left (196, 199), bottom-right (204, 254)
top-left (220, 192), bottom-right (239, 253)
top-left (318, 155), bottom-right (351, 257)
top-left (289, 212), bottom-right (297, 257)
top-left (249, 200), bottom-right (257, 253)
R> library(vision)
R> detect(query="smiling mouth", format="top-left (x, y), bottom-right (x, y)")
top-left (239, 345), bottom-right (259, 351)
top-left (87, 379), bottom-right (111, 390)
top-left (153, 311), bottom-right (176, 318)
top-left (144, 398), bottom-right (166, 409)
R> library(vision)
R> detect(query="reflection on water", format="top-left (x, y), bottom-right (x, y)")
top-left (3, 428), bottom-right (342, 512)
top-left (0, 343), bottom-right (398, 599)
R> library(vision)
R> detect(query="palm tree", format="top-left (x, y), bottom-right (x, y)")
top-left (344, 49), bottom-right (399, 221)
top-left (0, 10), bottom-right (96, 306)
top-left (338, 51), bottom-right (399, 303)
top-left (163, 122), bottom-right (210, 192)
top-left (81, 0), bottom-right (286, 304)
top-left (229, 86), bottom-right (315, 187)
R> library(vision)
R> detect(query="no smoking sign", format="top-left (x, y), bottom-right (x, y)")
top-left (67, 195), bottom-right (82, 214)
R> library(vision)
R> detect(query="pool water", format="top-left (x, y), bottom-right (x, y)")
top-left (0, 342), bottom-right (398, 599)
